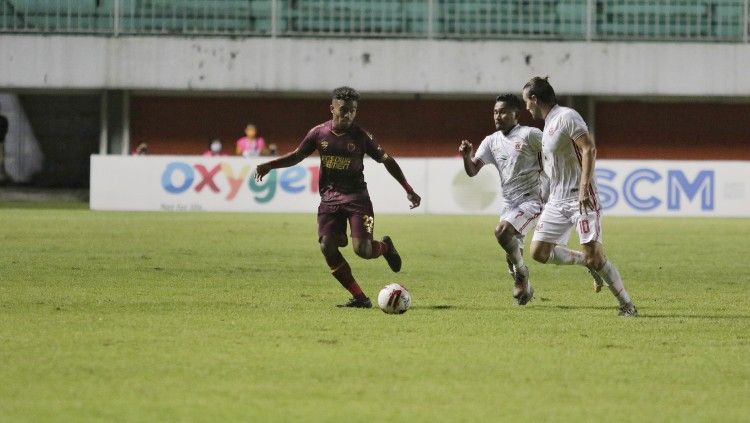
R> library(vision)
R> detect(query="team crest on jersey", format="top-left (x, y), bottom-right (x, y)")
top-left (547, 125), bottom-right (558, 135)
top-left (347, 142), bottom-right (356, 153)
top-left (514, 141), bottom-right (523, 151)
top-left (321, 140), bottom-right (329, 150)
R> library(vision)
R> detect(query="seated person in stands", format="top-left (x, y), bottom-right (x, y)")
top-left (203, 138), bottom-right (225, 157)
top-left (235, 124), bottom-right (266, 157)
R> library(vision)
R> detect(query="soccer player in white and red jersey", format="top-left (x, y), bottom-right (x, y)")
top-left (522, 77), bottom-right (638, 316)
top-left (255, 87), bottom-right (421, 309)
top-left (459, 94), bottom-right (543, 305)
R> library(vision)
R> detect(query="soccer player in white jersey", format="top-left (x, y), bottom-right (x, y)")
top-left (459, 94), bottom-right (544, 305)
top-left (522, 77), bottom-right (638, 316)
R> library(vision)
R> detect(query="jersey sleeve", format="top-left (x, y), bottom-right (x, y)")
top-left (527, 127), bottom-right (543, 153)
top-left (564, 110), bottom-right (589, 141)
top-left (363, 130), bottom-right (387, 163)
top-left (296, 126), bottom-right (320, 156)
top-left (473, 136), bottom-right (495, 166)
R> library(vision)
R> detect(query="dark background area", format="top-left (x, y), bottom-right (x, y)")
top-left (7, 94), bottom-right (750, 188)
top-left (131, 96), bottom-right (750, 160)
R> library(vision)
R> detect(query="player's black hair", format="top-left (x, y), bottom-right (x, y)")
top-left (332, 86), bottom-right (360, 102)
top-left (494, 93), bottom-right (524, 111)
top-left (523, 76), bottom-right (557, 105)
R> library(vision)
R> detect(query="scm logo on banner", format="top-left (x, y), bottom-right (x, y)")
top-left (596, 168), bottom-right (714, 211)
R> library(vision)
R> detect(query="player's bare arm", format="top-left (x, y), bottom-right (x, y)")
top-left (574, 133), bottom-right (596, 214)
top-left (459, 140), bottom-right (484, 176)
top-left (382, 155), bottom-right (421, 209)
top-left (255, 149), bottom-right (309, 182)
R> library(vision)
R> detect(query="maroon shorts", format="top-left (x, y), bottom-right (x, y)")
top-left (317, 199), bottom-right (375, 241)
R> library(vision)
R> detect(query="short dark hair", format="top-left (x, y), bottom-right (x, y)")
top-left (332, 86), bottom-right (360, 102)
top-left (523, 76), bottom-right (556, 104)
top-left (495, 93), bottom-right (523, 111)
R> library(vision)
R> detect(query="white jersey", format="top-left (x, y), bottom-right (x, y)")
top-left (474, 124), bottom-right (543, 204)
top-left (541, 105), bottom-right (596, 203)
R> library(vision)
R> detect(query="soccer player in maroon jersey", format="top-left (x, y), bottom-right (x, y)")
top-left (255, 87), bottom-right (421, 308)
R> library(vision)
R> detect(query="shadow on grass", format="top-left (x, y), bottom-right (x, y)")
top-left (411, 304), bottom-right (528, 311)
top-left (412, 305), bottom-right (458, 311)
top-left (532, 305), bottom-right (614, 311)
top-left (534, 305), bottom-right (750, 319)
top-left (638, 314), bottom-right (750, 320)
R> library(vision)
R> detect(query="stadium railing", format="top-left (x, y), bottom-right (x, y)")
top-left (0, 0), bottom-right (747, 42)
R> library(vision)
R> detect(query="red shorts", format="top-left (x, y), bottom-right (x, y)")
top-left (317, 199), bottom-right (375, 241)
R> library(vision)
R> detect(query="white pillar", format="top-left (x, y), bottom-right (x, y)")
top-left (121, 91), bottom-right (130, 155)
top-left (99, 91), bottom-right (108, 154)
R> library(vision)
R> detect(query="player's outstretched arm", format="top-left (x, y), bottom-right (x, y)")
top-left (459, 140), bottom-right (483, 176)
top-left (382, 155), bottom-right (421, 209)
top-left (255, 149), bottom-right (307, 182)
top-left (574, 133), bottom-right (596, 214)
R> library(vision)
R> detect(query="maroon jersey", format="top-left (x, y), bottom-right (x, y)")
top-left (298, 120), bottom-right (387, 204)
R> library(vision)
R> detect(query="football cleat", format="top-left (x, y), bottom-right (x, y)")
top-left (336, 297), bottom-right (373, 308)
top-left (512, 265), bottom-right (534, 305)
top-left (381, 236), bottom-right (402, 273)
top-left (588, 266), bottom-right (605, 293)
top-left (618, 302), bottom-right (639, 317)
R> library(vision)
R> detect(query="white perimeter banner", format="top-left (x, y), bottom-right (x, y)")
top-left (90, 155), bottom-right (750, 217)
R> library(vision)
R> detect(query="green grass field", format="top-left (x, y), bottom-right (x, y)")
top-left (1, 204), bottom-right (749, 422)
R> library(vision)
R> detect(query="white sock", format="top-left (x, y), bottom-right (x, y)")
top-left (598, 260), bottom-right (631, 306)
top-left (506, 237), bottom-right (525, 268)
top-left (548, 246), bottom-right (586, 266)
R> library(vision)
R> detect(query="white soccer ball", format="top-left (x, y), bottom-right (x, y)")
top-left (377, 283), bottom-right (411, 314)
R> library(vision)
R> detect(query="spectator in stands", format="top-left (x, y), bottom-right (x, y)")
top-left (265, 143), bottom-right (278, 156)
top-left (131, 142), bottom-right (148, 155)
top-left (0, 104), bottom-right (8, 182)
top-left (203, 138), bottom-right (225, 157)
top-left (235, 123), bottom-right (266, 157)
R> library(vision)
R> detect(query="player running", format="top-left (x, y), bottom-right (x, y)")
top-left (255, 86), bottom-right (421, 309)
top-left (459, 93), bottom-right (543, 305)
top-left (522, 77), bottom-right (638, 316)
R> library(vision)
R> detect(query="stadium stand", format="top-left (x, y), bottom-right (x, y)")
top-left (1, 0), bottom-right (747, 41)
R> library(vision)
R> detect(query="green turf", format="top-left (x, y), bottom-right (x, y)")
top-left (1, 206), bottom-right (749, 422)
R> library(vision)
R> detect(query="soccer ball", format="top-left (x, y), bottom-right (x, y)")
top-left (377, 283), bottom-right (411, 314)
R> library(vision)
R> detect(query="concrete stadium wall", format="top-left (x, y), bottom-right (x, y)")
top-left (2, 35), bottom-right (750, 96)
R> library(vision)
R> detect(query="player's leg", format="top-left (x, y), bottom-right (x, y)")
top-left (348, 201), bottom-right (401, 272)
top-left (351, 229), bottom-right (401, 272)
top-left (496, 222), bottom-right (524, 271)
top-left (317, 205), bottom-right (371, 308)
top-left (581, 241), bottom-right (637, 316)
top-left (575, 210), bottom-right (637, 315)
top-left (531, 203), bottom-right (604, 291)
top-left (499, 201), bottom-right (542, 305)
top-left (531, 203), bottom-right (575, 264)
top-left (496, 221), bottom-right (531, 304)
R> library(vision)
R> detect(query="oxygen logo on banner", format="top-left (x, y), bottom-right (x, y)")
top-left (596, 168), bottom-right (714, 211)
top-left (161, 162), bottom-right (320, 203)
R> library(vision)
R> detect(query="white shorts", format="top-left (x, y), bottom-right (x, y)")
top-left (500, 198), bottom-right (543, 236)
top-left (531, 200), bottom-right (603, 245)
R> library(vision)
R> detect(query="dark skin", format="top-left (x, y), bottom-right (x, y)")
top-left (458, 101), bottom-right (523, 258)
top-left (255, 98), bottom-right (421, 260)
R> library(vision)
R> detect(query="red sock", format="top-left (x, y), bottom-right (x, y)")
top-left (331, 260), bottom-right (366, 299)
top-left (370, 240), bottom-right (389, 259)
